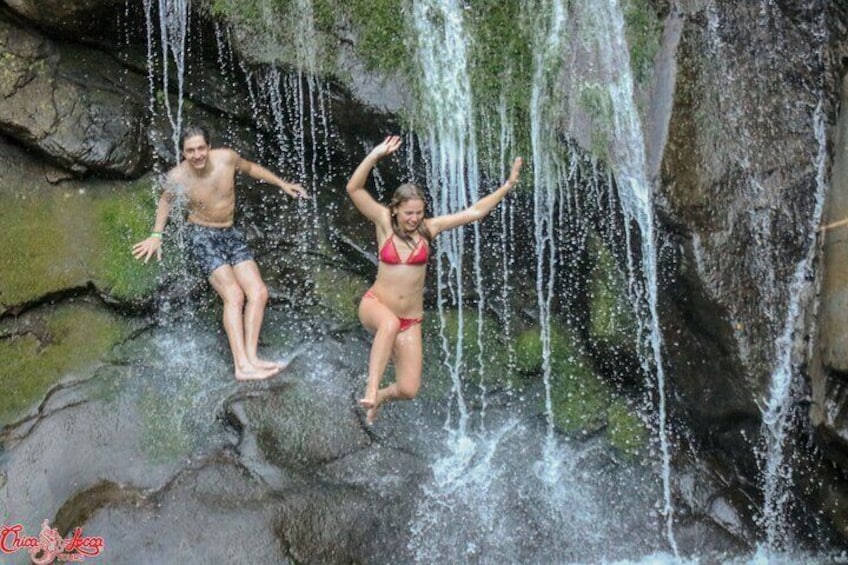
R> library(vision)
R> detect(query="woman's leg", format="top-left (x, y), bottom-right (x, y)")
top-left (368, 324), bottom-right (423, 423)
top-left (358, 293), bottom-right (401, 410)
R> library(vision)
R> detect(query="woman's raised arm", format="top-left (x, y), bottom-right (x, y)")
top-left (346, 136), bottom-right (403, 225)
top-left (427, 157), bottom-right (523, 237)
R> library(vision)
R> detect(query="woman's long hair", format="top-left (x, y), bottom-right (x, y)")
top-left (390, 183), bottom-right (432, 247)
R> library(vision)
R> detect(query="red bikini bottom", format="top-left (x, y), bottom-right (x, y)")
top-left (363, 289), bottom-right (423, 332)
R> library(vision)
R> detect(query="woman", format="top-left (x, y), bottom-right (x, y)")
top-left (346, 135), bottom-right (523, 424)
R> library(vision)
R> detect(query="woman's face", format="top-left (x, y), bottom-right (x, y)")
top-left (394, 199), bottom-right (425, 232)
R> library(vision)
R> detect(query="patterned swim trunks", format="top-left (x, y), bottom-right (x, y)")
top-left (186, 224), bottom-right (254, 276)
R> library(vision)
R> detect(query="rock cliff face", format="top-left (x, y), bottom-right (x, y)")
top-left (655, 0), bottom-right (848, 535)
top-left (659, 1), bottom-right (827, 454)
top-left (0, 16), bottom-right (149, 176)
top-left (2, 0), bottom-right (848, 552)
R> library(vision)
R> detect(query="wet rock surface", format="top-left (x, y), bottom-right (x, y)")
top-left (0, 307), bottom-right (750, 563)
top-left (0, 318), bottom-right (408, 563)
top-left (0, 18), bottom-right (150, 177)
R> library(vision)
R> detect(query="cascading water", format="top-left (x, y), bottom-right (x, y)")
top-left (142, 0), bottom-right (196, 312)
top-left (404, 0), bottom-right (685, 560)
top-left (528, 1), bottom-right (579, 509)
top-left (144, 0), bottom-right (189, 162)
top-left (129, 1), bottom-right (842, 561)
top-left (412, 0), bottom-right (480, 435)
top-left (242, 0), bottom-right (335, 253)
top-left (698, 0), bottom-right (830, 552)
top-left (580, 0), bottom-right (678, 553)
top-left (758, 98), bottom-right (829, 552)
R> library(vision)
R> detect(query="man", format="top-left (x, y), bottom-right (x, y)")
top-left (132, 125), bottom-right (307, 380)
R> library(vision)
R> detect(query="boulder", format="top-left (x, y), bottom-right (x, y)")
top-left (0, 18), bottom-right (150, 177)
top-left (2, 0), bottom-right (130, 40)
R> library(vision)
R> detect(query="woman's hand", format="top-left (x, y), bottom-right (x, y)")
top-left (505, 157), bottom-right (523, 189)
top-left (369, 135), bottom-right (403, 161)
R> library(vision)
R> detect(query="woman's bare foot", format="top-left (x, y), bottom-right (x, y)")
top-left (365, 404), bottom-right (380, 425)
top-left (358, 395), bottom-right (377, 409)
top-left (235, 364), bottom-right (281, 381)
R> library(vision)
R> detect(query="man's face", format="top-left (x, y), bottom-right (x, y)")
top-left (182, 135), bottom-right (209, 169)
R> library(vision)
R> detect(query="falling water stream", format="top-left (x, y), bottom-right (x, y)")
top-left (587, 0), bottom-right (678, 553)
top-left (759, 98), bottom-right (829, 552)
top-left (402, 0), bottom-right (688, 560)
top-left (144, 0), bottom-right (189, 162)
top-left (412, 0), bottom-right (480, 436)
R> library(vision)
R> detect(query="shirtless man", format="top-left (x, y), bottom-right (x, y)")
top-left (132, 125), bottom-right (307, 381)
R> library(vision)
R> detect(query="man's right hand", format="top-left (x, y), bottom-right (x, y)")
top-left (132, 236), bottom-right (163, 263)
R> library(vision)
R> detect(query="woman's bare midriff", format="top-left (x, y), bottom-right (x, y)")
top-left (370, 264), bottom-right (426, 318)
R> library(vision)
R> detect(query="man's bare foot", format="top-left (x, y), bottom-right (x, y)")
top-left (235, 365), bottom-right (281, 381)
top-left (251, 358), bottom-right (287, 371)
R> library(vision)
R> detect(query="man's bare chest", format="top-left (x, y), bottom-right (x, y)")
top-left (183, 175), bottom-right (235, 204)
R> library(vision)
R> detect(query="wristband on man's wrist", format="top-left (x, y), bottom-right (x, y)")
top-left (150, 231), bottom-right (163, 239)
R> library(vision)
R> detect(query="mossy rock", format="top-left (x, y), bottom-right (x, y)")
top-left (605, 398), bottom-right (649, 458)
top-left (587, 233), bottom-right (637, 351)
top-left (93, 179), bottom-right (164, 301)
top-left (513, 324), bottom-right (573, 376)
top-left (548, 350), bottom-right (610, 434)
top-left (511, 324), bottom-right (605, 431)
top-left (518, 321), bottom-right (648, 455)
top-left (1, 175), bottom-right (160, 309)
top-left (419, 309), bottom-right (515, 402)
top-left (309, 266), bottom-right (370, 327)
top-left (622, 0), bottom-right (663, 85)
top-left (0, 301), bottom-right (131, 425)
top-left (546, 347), bottom-right (649, 456)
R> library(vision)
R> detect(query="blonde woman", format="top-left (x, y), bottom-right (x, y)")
top-left (346, 135), bottom-right (523, 423)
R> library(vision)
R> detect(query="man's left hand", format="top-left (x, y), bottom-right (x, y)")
top-left (282, 183), bottom-right (307, 198)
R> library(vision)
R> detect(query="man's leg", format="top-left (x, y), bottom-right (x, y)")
top-left (232, 260), bottom-right (282, 370)
top-left (209, 264), bottom-right (279, 381)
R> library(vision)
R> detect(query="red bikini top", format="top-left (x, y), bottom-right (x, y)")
top-left (379, 234), bottom-right (429, 265)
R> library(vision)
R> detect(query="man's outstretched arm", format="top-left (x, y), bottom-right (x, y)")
top-left (236, 154), bottom-right (307, 199)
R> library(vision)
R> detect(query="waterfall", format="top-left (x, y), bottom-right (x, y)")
top-left (403, 0), bottom-right (686, 558)
top-left (212, 21), bottom-right (241, 142)
top-left (412, 0), bottom-right (481, 435)
top-left (580, 0), bottom-right (678, 553)
top-left (83, 0), bottom-right (847, 560)
top-left (238, 0), bottom-right (336, 260)
top-left (144, 0), bottom-right (190, 163)
top-left (488, 97), bottom-right (518, 427)
top-left (529, 0), bottom-right (569, 479)
top-left (140, 0), bottom-right (199, 322)
top-left (759, 98), bottom-right (828, 551)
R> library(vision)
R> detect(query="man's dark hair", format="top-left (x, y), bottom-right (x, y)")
top-left (180, 124), bottom-right (210, 150)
